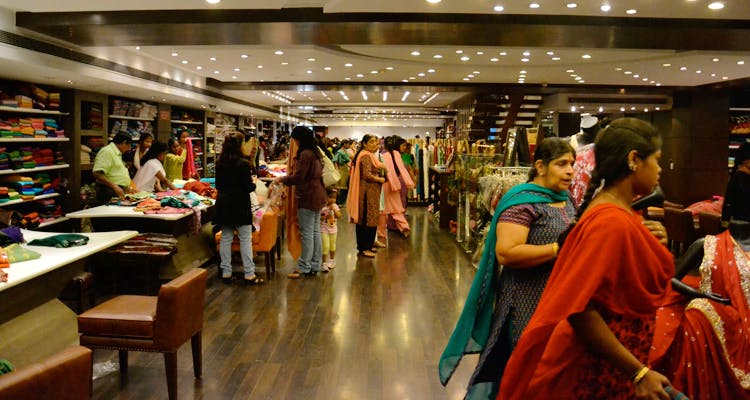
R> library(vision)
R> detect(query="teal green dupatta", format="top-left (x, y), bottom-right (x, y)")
top-left (438, 183), bottom-right (569, 386)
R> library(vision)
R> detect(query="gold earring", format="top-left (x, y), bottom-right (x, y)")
top-left (629, 163), bottom-right (636, 172)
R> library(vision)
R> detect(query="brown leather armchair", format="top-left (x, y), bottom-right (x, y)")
top-left (0, 345), bottom-right (93, 400)
top-left (77, 268), bottom-right (207, 400)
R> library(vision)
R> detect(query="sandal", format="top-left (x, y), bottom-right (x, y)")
top-left (221, 272), bottom-right (233, 284)
top-left (287, 270), bottom-right (317, 279)
top-left (358, 250), bottom-right (376, 258)
top-left (373, 240), bottom-right (387, 248)
top-left (243, 275), bottom-right (264, 285)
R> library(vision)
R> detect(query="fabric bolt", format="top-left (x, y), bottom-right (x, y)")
top-left (498, 204), bottom-right (674, 400)
top-left (650, 231), bottom-right (750, 399)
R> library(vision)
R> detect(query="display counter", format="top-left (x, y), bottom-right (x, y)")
top-left (66, 204), bottom-right (215, 278)
top-left (0, 229), bottom-right (137, 368)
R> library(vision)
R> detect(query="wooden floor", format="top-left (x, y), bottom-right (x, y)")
top-left (91, 207), bottom-right (479, 400)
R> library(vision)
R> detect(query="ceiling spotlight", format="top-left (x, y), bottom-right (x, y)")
top-left (600, 3), bottom-right (611, 12)
top-left (708, 2), bottom-right (725, 10)
top-left (620, 107), bottom-right (626, 112)
top-left (274, 50), bottom-right (284, 55)
top-left (456, 50), bottom-right (464, 54)
top-left (196, 66), bottom-right (203, 70)
top-left (206, 0), bottom-right (220, 4)
top-left (281, 62), bottom-right (289, 65)
top-left (426, 0), bottom-right (441, 3)
top-left (232, 76), bottom-right (237, 80)
top-left (493, 5), bottom-right (504, 12)
top-left (567, 3), bottom-right (577, 8)
top-left (356, 74), bottom-right (364, 78)
top-left (662, 63), bottom-right (671, 67)
top-left (241, 54), bottom-right (248, 58)
top-left (598, 107), bottom-right (604, 112)
top-left (529, 3), bottom-right (540, 9)
top-left (680, 66), bottom-right (687, 70)
top-left (427, 68), bottom-right (436, 73)
top-left (468, 74), bottom-right (475, 78)
top-left (181, 60), bottom-right (188, 64)
top-left (566, 69), bottom-right (574, 73)
top-left (712, 58), bottom-right (720, 62)
top-left (523, 51), bottom-right (531, 56)
top-left (171, 52), bottom-right (178, 57)
top-left (582, 54), bottom-right (591, 59)
top-left (521, 58), bottom-right (529, 62)
top-left (500, 52), bottom-right (507, 56)
top-left (324, 67), bottom-right (332, 71)
top-left (307, 58), bottom-right (316, 62)
top-left (490, 58), bottom-right (499, 62)
top-left (571, 106), bottom-right (577, 112)
top-left (552, 57), bottom-right (561, 61)
top-left (344, 63), bottom-right (353, 67)
top-left (257, 65), bottom-right (263, 69)
top-left (546, 51), bottom-right (554, 55)
top-left (386, 66), bottom-right (395, 70)
top-left (626, 9), bottom-right (637, 14)
top-left (213, 70), bottom-right (219, 74)
top-left (135, 46), bottom-right (141, 50)
top-left (476, 51), bottom-right (484, 55)
top-left (371, 70), bottom-right (379, 74)
top-left (739, 61), bottom-right (746, 65)
top-left (306, 70), bottom-right (312, 74)
top-left (209, 57), bottom-right (216, 61)
top-left (433, 54), bottom-right (443, 59)
top-left (411, 51), bottom-right (421, 56)
top-left (460, 56), bottom-right (470, 61)
top-left (696, 70), bottom-right (702, 74)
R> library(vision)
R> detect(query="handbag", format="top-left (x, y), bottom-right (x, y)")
top-left (319, 148), bottom-right (341, 187)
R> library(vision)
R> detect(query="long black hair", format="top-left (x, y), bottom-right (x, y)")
top-left (527, 137), bottom-right (576, 182)
top-left (577, 117), bottom-right (661, 218)
top-left (385, 135), bottom-right (405, 177)
top-left (291, 126), bottom-right (321, 160)
top-left (140, 140), bottom-right (167, 165)
top-left (217, 132), bottom-right (251, 169)
top-left (352, 134), bottom-right (377, 168)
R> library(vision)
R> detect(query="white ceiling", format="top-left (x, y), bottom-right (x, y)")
top-left (0, 0), bottom-right (748, 126)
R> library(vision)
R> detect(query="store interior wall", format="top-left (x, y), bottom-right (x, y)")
top-left (326, 126), bottom-right (439, 140)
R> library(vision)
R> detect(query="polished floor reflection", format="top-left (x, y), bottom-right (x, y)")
top-left (91, 207), bottom-right (479, 399)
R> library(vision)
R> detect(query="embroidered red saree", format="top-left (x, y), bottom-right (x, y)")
top-left (650, 231), bottom-right (750, 399)
top-left (498, 204), bottom-right (674, 400)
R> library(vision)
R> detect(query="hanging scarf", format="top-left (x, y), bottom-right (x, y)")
top-left (383, 150), bottom-right (415, 192)
top-left (182, 137), bottom-right (197, 179)
top-left (439, 183), bottom-right (568, 385)
top-left (346, 150), bottom-right (383, 224)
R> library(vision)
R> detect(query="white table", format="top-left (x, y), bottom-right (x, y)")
top-left (0, 229), bottom-right (137, 368)
top-left (65, 204), bottom-right (196, 221)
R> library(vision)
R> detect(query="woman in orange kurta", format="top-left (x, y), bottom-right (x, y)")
top-left (499, 118), bottom-right (678, 400)
top-left (650, 222), bottom-right (750, 399)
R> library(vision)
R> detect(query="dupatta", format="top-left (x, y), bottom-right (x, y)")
top-left (439, 183), bottom-right (568, 386)
top-left (383, 150), bottom-right (415, 192)
top-left (182, 138), bottom-right (197, 179)
top-left (284, 139), bottom-right (301, 259)
top-left (346, 150), bottom-right (382, 224)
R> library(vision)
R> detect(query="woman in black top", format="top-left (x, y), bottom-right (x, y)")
top-left (215, 132), bottom-right (262, 284)
top-left (722, 142), bottom-right (750, 224)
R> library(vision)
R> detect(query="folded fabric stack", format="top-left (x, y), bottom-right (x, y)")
top-left (31, 118), bottom-right (47, 138)
top-left (86, 137), bottom-right (105, 159)
top-left (22, 212), bottom-right (39, 229)
top-left (0, 186), bottom-right (8, 203)
top-left (9, 149), bottom-right (35, 170)
top-left (17, 118), bottom-right (34, 137)
top-left (44, 119), bottom-right (64, 137)
top-left (0, 250), bottom-right (9, 270)
top-left (80, 144), bottom-right (92, 164)
top-left (0, 118), bottom-right (18, 137)
top-left (48, 92), bottom-right (60, 110)
top-left (33, 148), bottom-right (54, 166)
top-left (15, 177), bottom-right (35, 200)
top-left (35, 173), bottom-right (54, 194)
top-left (36, 198), bottom-right (62, 222)
top-left (0, 99), bottom-right (16, 107)
top-left (0, 152), bottom-right (9, 170)
top-left (15, 95), bottom-right (32, 108)
top-left (55, 150), bottom-right (65, 165)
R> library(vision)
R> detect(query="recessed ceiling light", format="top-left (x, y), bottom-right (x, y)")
top-left (493, 5), bottom-right (504, 12)
top-left (712, 58), bottom-right (720, 62)
top-left (371, 70), bottom-right (379, 74)
top-left (620, 107), bottom-right (626, 112)
top-left (257, 65), bottom-right (263, 69)
top-left (711, 73), bottom-right (716, 77)
top-left (463, 78), bottom-right (470, 81)
top-left (722, 76), bottom-right (729, 80)
top-left (529, 3), bottom-right (540, 9)
top-left (356, 74), bottom-right (364, 78)
top-left (500, 52), bottom-right (507, 56)
top-left (520, 70), bottom-right (527, 74)
top-left (456, 50), bottom-right (464, 54)
top-left (344, 63), bottom-right (353, 67)
top-left (241, 54), bottom-right (248, 59)
top-left (171, 52), bottom-right (178, 57)
top-left (490, 58), bottom-right (499, 62)
top-left (468, 74), bottom-right (475, 78)
top-left (209, 57), bottom-right (216, 61)
top-left (427, 68), bottom-right (436, 73)
top-left (633, 74), bottom-right (640, 78)
top-left (476, 51), bottom-right (484, 55)
top-left (582, 54), bottom-right (591, 59)
top-left (626, 9), bottom-right (637, 14)
top-left (411, 51), bottom-right (421, 56)
top-left (232, 76), bottom-right (237, 80)
top-left (324, 67), bottom-right (332, 71)
top-left (523, 51), bottom-right (531, 56)
top-left (306, 70), bottom-right (312, 74)
top-left (433, 54), bottom-right (443, 59)
top-left (615, 67), bottom-right (622, 71)
top-left (643, 78), bottom-right (649, 81)
top-left (546, 51), bottom-right (554, 55)
top-left (566, 69), bottom-right (574, 73)
top-left (213, 70), bottom-right (219, 74)
top-left (600, 3), bottom-right (611, 12)
top-left (680, 66), bottom-right (687, 70)
top-left (386, 66), bottom-right (395, 70)
top-left (461, 56), bottom-right (470, 61)
top-left (402, 79), bottom-right (409, 83)
top-left (739, 61), bottom-right (746, 65)
top-left (274, 50), bottom-right (284, 55)
top-left (206, 0), bottom-right (220, 4)
top-left (426, 0), bottom-right (441, 3)
top-left (181, 60), bottom-right (188, 64)
top-left (624, 71), bottom-right (632, 74)
top-left (281, 62), bottom-right (289, 65)
top-left (552, 57), bottom-right (561, 61)
top-left (662, 63), bottom-right (671, 67)
top-left (135, 46), bottom-right (141, 50)
top-left (696, 70), bottom-right (702, 74)
top-left (567, 3), bottom-right (577, 8)
top-left (521, 58), bottom-right (529, 62)
top-left (307, 58), bottom-right (316, 62)
top-left (708, 2), bottom-right (725, 10)
top-left (409, 77), bottom-right (416, 80)
top-left (196, 66), bottom-right (202, 70)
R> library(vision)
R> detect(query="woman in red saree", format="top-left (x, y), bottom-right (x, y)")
top-left (649, 220), bottom-right (750, 399)
top-left (499, 118), bottom-right (677, 399)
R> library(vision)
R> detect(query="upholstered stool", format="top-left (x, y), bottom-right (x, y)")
top-left (59, 271), bottom-right (95, 314)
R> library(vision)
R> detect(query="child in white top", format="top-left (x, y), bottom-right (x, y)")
top-left (320, 189), bottom-right (341, 272)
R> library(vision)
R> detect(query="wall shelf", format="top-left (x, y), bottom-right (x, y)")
top-left (0, 106), bottom-right (69, 116)
top-left (108, 114), bottom-right (154, 121)
top-left (0, 137), bottom-right (69, 143)
top-left (0, 164), bottom-right (69, 175)
top-left (171, 120), bottom-right (203, 125)
top-left (0, 192), bottom-right (60, 207)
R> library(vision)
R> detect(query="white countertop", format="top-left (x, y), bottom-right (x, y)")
top-left (65, 204), bottom-right (197, 221)
top-left (0, 229), bottom-right (138, 292)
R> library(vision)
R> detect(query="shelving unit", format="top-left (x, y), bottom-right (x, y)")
top-left (205, 112), bottom-right (237, 178)
top-left (0, 79), bottom-right (72, 228)
top-left (729, 108), bottom-right (750, 169)
top-left (108, 97), bottom-right (157, 142)
top-left (170, 106), bottom-right (205, 178)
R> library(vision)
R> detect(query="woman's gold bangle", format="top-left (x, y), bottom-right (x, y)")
top-left (551, 242), bottom-right (559, 256)
top-left (632, 366), bottom-right (650, 385)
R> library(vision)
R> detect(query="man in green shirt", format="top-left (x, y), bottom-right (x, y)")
top-left (92, 133), bottom-right (133, 204)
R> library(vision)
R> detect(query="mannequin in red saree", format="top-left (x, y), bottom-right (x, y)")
top-left (650, 221), bottom-right (750, 399)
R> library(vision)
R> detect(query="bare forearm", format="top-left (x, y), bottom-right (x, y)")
top-left (497, 243), bottom-right (557, 269)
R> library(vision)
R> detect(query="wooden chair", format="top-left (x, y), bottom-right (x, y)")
top-left (697, 211), bottom-right (724, 237)
top-left (77, 268), bottom-right (207, 400)
top-left (0, 346), bottom-right (92, 400)
top-left (214, 210), bottom-right (279, 280)
top-left (663, 207), bottom-right (697, 256)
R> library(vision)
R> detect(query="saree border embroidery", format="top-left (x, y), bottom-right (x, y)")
top-left (730, 240), bottom-right (750, 309)
top-left (686, 299), bottom-right (750, 389)
top-left (698, 235), bottom-right (717, 294)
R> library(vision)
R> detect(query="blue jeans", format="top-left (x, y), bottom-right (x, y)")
top-left (297, 207), bottom-right (322, 273)
top-left (219, 225), bottom-right (256, 278)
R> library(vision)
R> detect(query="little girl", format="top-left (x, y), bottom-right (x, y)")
top-left (320, 189), bottom-right (341, 272)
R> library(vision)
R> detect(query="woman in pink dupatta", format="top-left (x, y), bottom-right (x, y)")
top-left (346, 134), bottom-right (385, 258)
top-left (381, 135), bottom-right (415, 237)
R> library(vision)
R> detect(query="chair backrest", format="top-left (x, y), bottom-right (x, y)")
top-left (254, 210), bottom-right (279, 252)
top-left (663, 207), bottom-right (697, 255)
top-left (0, 345), bottom-right (92, 400)
top-left (154, 268), bottom-right (207, 349)
top-left (698, 211), bottom-right (724, 237)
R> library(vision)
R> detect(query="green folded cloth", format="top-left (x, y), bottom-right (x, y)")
top-left (0, 359), bottom-right (12, 375)
top-left (3, 243), bottom-right (41, 263)
top-left (28, 234), bottom-right (89, 248)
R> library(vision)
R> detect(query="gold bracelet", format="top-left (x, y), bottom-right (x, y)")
top-left (551, 242), bottom-right (559, 256)
top-left (632, 366), bottom-right (650, 385)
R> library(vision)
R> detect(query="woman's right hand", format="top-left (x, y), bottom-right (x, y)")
top-left (634, 370), bottom-right (672, 400)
